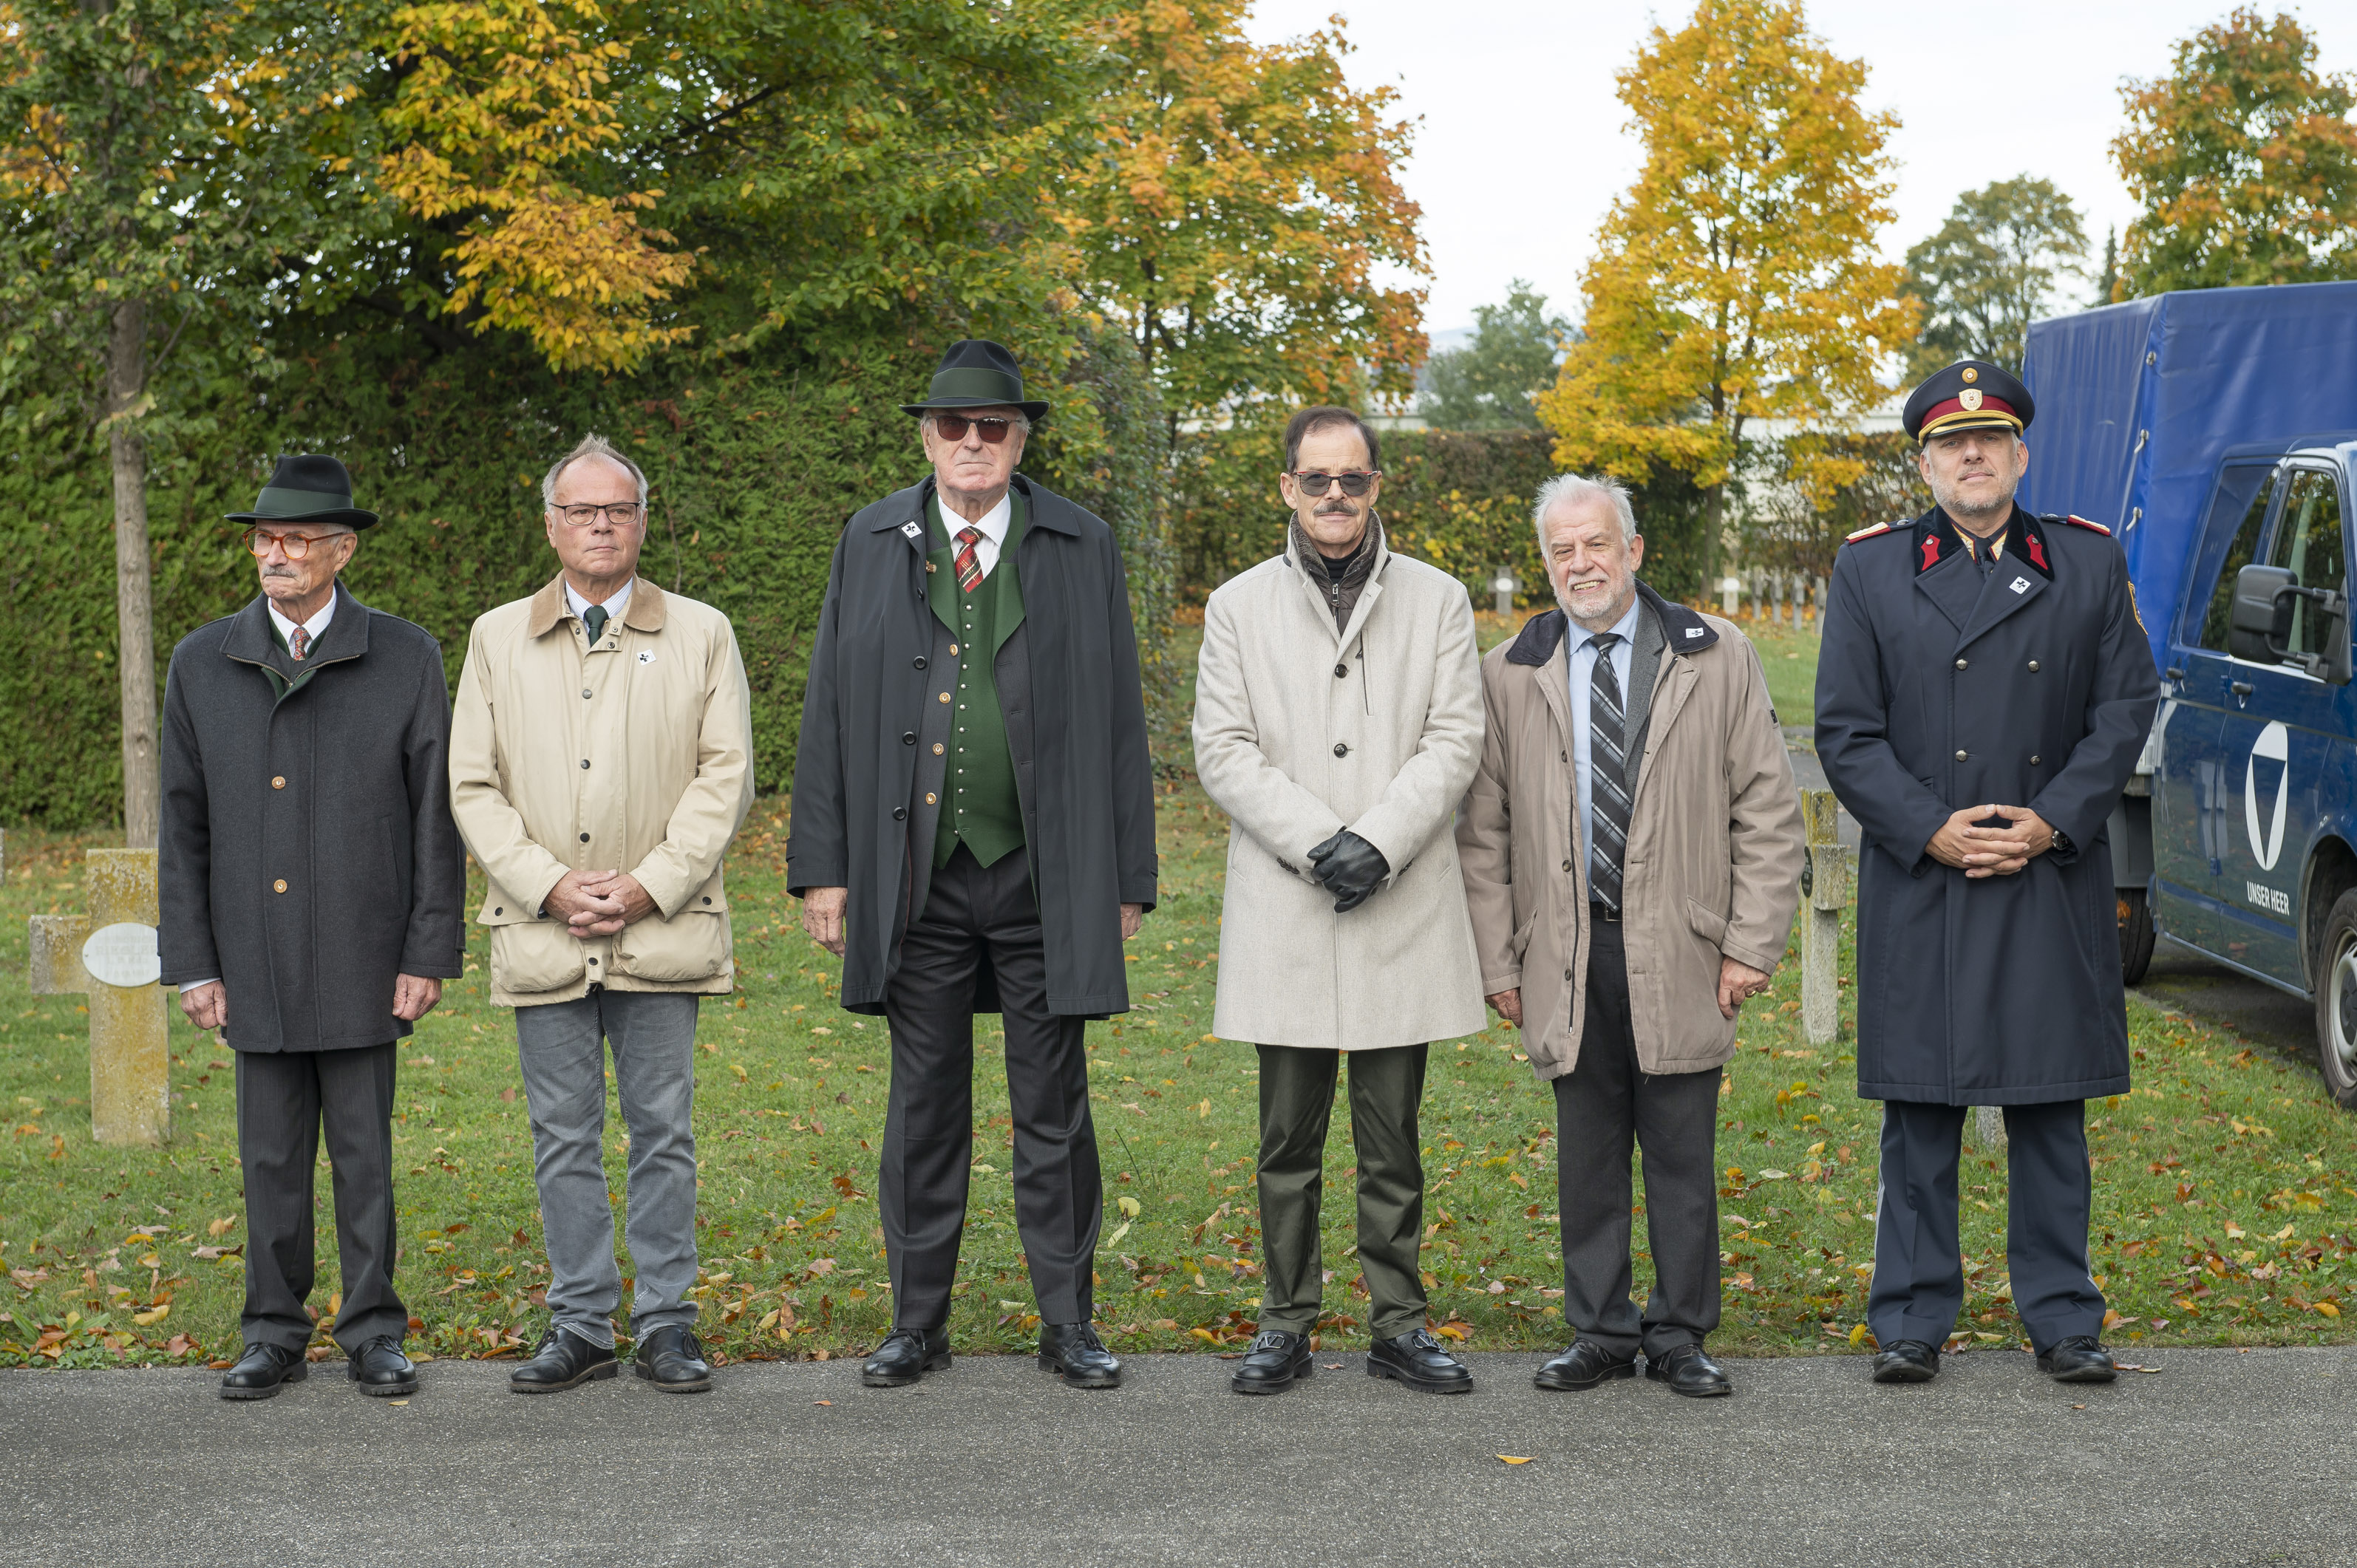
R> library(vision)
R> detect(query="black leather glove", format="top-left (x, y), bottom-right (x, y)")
top-left (1307, 830), bottom-right (1390, 913)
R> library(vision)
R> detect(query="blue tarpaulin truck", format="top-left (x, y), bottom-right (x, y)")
top-left (2019, 280), bottom-right (2357, 1103)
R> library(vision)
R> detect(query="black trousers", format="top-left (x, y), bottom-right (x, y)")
top-left (1554, 915), bottom-right (1722, 1360)
top-left (1869, 1099), bottom-right (2103, 1353)
top-left (881, 845), bottom-right (1099, 1330)
top-left (235, 1043), bottom-right (407, 1354)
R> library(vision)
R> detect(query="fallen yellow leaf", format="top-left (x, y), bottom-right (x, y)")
top-left (1106, 1221), bottom-right (1132, 1245)
top-left (132, 1306), bottom-right (168, 1326)
top-left (1497, 1455), bottom-right (1535, 1465)
top-left (1117, 1195), bottom-right (1142, 1219)
top-left (206, 1217), bottom-right (237, 1238)
top-left (1848, 1323), bottom-right (1871, 1348)
top-left (2317, 1301), bottom-right (2341, 1318)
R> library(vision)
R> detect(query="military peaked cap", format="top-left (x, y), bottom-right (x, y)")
top-left (1902, 360), bottom-right (2035, 444)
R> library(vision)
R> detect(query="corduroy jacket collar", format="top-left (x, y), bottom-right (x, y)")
top-left (527, 573), bottom-right (668, 638)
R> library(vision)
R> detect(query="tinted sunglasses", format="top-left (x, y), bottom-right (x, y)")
top-left (1288, 470), bottom-right (1379, 497)
top-left (931, 414), bottom-right (1021, 444)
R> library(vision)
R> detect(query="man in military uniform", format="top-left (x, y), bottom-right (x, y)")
top-left (1816, 361), bottom-right (2160, 1385)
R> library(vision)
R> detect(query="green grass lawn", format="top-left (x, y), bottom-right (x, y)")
top-left (4, 607), bottom-right (2353, 1373)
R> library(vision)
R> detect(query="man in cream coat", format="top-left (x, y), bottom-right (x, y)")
top-left (1194, 405), bottom-right (1486, 1397)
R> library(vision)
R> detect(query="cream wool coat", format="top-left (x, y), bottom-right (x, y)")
top-left (1193, 531), bottom-right (1487, 1049)
top-left (450, 575), bottom-right (755, 1007)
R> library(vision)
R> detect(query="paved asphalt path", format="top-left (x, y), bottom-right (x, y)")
top-left (4, 1345), bottom-right (2353, 1567)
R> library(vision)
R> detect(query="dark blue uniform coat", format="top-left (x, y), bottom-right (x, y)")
top-left (1816, 505), bottom-right (2160, 1105)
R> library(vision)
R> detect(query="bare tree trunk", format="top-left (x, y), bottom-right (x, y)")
top-left (1701, 480), bottom-right (1723, 597)
top-left (107, 296), bottom-right (158, 849)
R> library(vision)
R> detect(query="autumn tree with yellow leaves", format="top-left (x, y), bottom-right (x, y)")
top-left (1066, 0), bottom-right (1427, 420)
top-left (1540, 0), bottom-right (1916, 587)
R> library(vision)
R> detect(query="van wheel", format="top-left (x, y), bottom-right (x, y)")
top-left (2118, 889), bottom-right (2156, 986)
top-left (2312, 890), bottom-right (2357, 1108)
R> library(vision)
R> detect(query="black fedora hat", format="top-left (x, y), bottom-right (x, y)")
top-left (224, 454), bottom-right (379, 530)
top-left (899, 339), bottom-right (1050, 421)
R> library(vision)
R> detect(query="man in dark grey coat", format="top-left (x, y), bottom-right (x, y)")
top-left (160, 454), bottom-right (466, 1402)
top-left (1817, 362), bottom-right (2159, 1388)
top-left (789, 341), bottom-right (1157, 1391)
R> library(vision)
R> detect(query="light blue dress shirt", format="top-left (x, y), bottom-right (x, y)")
top-left (1567, 597), bottom-right (1643, 870)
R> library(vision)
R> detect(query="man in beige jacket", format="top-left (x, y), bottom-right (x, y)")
top-left (450, 434), bottom-right (754, 1396)
top-left (1195, 405), bottom-right (1487, 1397)
top-left (1458, 474), bottom-right (1803, 1399)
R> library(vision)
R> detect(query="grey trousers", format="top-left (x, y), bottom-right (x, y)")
top-left (236, 1043), bottom-right (407, 1354)
top-left (1255, 1043), bottom-right (1429, 1342)
top-left (1869, 1098), bottom-right (2104, 1354)
top-left (514, 989), bottom-right (701, 1347)
top-left (1554, 915), bottom-right (1722, 1361)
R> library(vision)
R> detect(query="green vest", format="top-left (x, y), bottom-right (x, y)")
top-left (929, 491), bottom-right (1028, 870)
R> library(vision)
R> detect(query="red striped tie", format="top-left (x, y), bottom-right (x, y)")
top-left (954, 527), bottom-right (984, 593)
top-left (288, 627), bottom-right (310, 662)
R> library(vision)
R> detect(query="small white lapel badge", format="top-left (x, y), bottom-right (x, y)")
top-left (901, 520), bottom-right (922, 540)
top-left (1684, 627), bottom-right (1703, 638)
top-left (2010, 576), bottom-right (2031, 595)
top-left (637, 650), bottom-right (657, 665)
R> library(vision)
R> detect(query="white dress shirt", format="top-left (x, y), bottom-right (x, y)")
top-left (939, 489), bottom-right (1013, 579)
top-left (565, 576), bottom-right (634, 635)
top-left (266, 594), bottom-right (336, 654)
top-left (1566, 596), bottom-right (1644, 867)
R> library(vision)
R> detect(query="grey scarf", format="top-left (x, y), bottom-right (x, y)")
top-left (1292, 515), bottom-right (1381, 634)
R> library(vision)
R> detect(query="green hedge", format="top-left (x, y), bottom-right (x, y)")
top-left (1172, 423), bottom-right (1709, 606)
top-left (0, 333), bottom-right (1169, 828)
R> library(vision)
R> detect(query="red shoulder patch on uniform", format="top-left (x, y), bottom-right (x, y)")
top-left (1844, 521), bottom-right (1898, 543)
top-left (2062, 514), bottom-right (2112, 535)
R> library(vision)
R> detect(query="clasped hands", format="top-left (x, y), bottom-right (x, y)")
top-left (1307, 829), bottom-right (1388, 913)
top-left (544, 867), bottom-right (657, 936)
top-left (1926, 803), bottom-right (2055, 879)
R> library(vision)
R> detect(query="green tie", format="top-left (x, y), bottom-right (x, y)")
top-left (582, 604), bottom-right (608, 644)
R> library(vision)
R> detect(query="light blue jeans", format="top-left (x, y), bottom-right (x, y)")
top-left (514, 990), bottom-right (701, 1347)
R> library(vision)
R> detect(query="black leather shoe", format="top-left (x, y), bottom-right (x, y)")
top-left (1533, 1340), bottom-right (1638, 1391)
top-left (219, 1342), bottom-right (307, 1400)
top-left (1870, 1338), bottom-right (1940, 1384)
top-left (634, 1326), bottom-right (712, 1392)
top-left (1367, 1329), bottom-right (1473, 1394)
top-left (509, 1326), bottom-right (619, 1394)
top-left (347, 1334), bottom-right (418, 1397)
top-left (1231, 1329), bottom-right (1313, 1394)
top-left (863, 1326), bottom-right (952, 1387)
top-left (2036, 1335), bottom-right (2118, 1383)
top-left (1038, 1321), bottom-right (1123, 1388)
top-left (1646, 1343), bottom-right (1732, 1398)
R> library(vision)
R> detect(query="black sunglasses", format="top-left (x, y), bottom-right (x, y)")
top-left (1289, 469), bottom-right (1379, 497)
top-left (931, 414), bottom-right (1022, 444)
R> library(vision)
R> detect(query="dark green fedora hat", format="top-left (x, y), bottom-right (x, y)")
top-left (899, 339), bottom-right (1050, 421)
top-left (224, 454), bottom-right (379, 530)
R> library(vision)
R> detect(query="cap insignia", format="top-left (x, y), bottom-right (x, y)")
top-left (1959, 387), bottom-right (1983, 411)
top-left (1960, 367), bottom-right (1979, 384)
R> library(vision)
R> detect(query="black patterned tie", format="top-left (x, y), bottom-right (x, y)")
top-left (1588, 632), bottom-right (1630, 913)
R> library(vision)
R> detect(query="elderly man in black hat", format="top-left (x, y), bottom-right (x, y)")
top-left (160, 454), bottom-right (466, 1400)
top-left (1816, 362), bottom-right (2159, 1388)
top-left (789, 340), bottom-right (1157, 1391)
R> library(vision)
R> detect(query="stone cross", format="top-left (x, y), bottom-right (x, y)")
top-left (1798, 789), bottom-right (1851, 1046)
top-left (27, 848), bottom-right (170, 1148)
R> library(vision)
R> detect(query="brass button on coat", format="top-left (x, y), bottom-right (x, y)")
top-left (2028, 660), bottom-right (2041, 672)
top-left (271, 775), bottom-right (285, 789)
top-left (939, 692), bottom-right (951, 703)
top-left (272, 879), bottom-right (288, 893)
top-left (933, 743), bottom-right (945, 755)
top-left (2030, 754), bottom-right (2042, 766)
top-left (926, 793), bottom-right (938, 805)
top-left (1955, 749), bottom-right (1968, 761)
top-left (1954, 658), bottom-right (1968, 670)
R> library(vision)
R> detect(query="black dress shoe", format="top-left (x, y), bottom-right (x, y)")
top-left (347, 1334), bottom-right (418, 1397)
top-left (1869, 1338), bottom-right (1940, 1384)
top-left (509, 1326), bottom-right (619, 1394)
top-left (1533, 1340), bottom-right (1637, 1391)
top-left (1231, 1329), bottom-right (1313, 1394)
top-left (2036, 1335), bottom-right (2118, 1383)
top-left (863, 1326), bottom-right (952, 1388)
top-left (1038, 1321), bottom-right (1122, 1388)
top-left (219, 1342), bottom-right (307, 1401)
top-left (1367, 1329), bottom-right (1473, 1394)
top-left (634, 1325), bottom-right (712, 1393)
top-left (1646, 1343), bottom-right (1732, 1398)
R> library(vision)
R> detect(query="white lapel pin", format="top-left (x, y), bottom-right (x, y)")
top-left (637, 650), bottom-right (657, 665)
top-left (2010, 576), bottom-right (2031, 595)
top-left (1684, 627), bottom-right (1703, 638)
top-left (901, 521), bottom-right (923, 540)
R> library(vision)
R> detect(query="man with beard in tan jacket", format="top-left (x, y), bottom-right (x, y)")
top-left (1458, 474), bottom-right (1803, 1400)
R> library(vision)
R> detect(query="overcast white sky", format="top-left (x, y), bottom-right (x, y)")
top-left (1243, 1), bottom-right (2357, 335)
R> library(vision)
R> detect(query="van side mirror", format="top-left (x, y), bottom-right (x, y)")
top-left (2233, 562), bottom-right (2353, 683)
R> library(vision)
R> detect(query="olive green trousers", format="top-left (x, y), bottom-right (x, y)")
top-left (1254, 1042), bottom-right (1429, 1341)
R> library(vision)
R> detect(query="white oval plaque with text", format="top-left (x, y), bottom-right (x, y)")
top-left (81, 921), bottom-right (161, 989)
